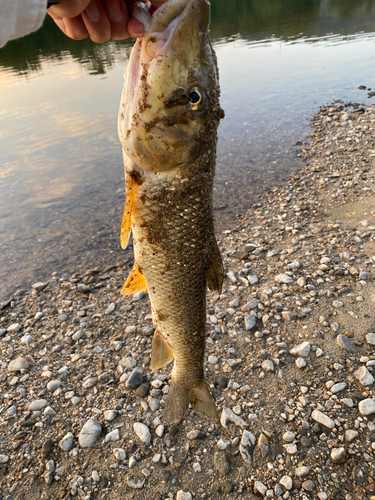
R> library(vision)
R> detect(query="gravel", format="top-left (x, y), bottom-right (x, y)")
top-left (0, 101), bottom-right (375, 499)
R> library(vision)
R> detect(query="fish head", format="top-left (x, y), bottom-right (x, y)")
top-left (118, 0), bottom-right (223, 173)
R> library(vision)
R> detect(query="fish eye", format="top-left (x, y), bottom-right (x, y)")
top-left (188, 87), bottom-right (208, 114)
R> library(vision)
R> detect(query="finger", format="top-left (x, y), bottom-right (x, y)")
top-left (103, 0), bottom-right (130, 40)
top-left (127, 17), bottom-right (145, 38)
top-left (63, 16), bottom-right (90, 40)
top-left (48, 0), bottom-right (92, 19)
top-left (81, 0), bottom-right (112, 43)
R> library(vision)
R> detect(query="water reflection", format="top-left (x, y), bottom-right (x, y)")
top-left (0, 0), bottom-right (375, 300)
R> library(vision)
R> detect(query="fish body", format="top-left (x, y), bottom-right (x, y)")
top-left (118, 0), bottom-right (224, 423)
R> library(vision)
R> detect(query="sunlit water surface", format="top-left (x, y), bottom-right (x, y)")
top-left (1, 0), bottom-right (375, 299)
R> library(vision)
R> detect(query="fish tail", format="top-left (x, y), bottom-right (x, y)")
top-left (164, 379), bottom-right (218, 424)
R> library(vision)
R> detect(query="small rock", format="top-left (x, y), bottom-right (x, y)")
top-left (78, 284), bottom-right (91, 293)
top-left (280, 476), bottom-right (293, 490)
top-left (345, 430), bottom-right (358, 443)
top-left (0, 455), bottom-right (9, 464)
top-left (354, 366), bottom-right (374, 386)
top-left (239, 430), bottom-right (256, 465)
top-left (295, 357), bottom-right (306, 369)
top-left (282, 431), bottom-right (295, 443)
top-left (261, 360), bottom-right (274, 372)
top-left (92, 470), bottom-right (100, 482)
top-left (245, 314), bottom-right (256, 330)
top-left (8, 357), bottom-right (29, 372)
top-left (290, 341), bottom-right (310, 357)
top-left (103, 410), bottom-right (117, 422)
top-left (32, 282), bottom-right (49, 292)
top-left (330, 447), bottom-right (346, 464)
top-left (126, 367), bottom-right (143, 389)
top-left (113, 448), bottom-right (126, 460)
top-left (78, 418), bottom-right (102, 448)
top-left (217, 438), bottom-right (231, 450)
top-left (221, 407), bottom-right (248, 429)
top-left (135, 382), bottom-right (150, 398)
top-left (133, 291), bottom-right (145, 301)
top-left (29, 399), bottom-right (48, 411)
top-left (366, 333), bottom-right (375, 345)
top-left (254, 481), bottom-right (267, 495)
top-left (176, 492), bottom-right (192, 500)
top-left (59, 432), bottom-right (74, 452)
top-left (283, 443), bottom-right (297, 454)
top-left (336, 334), bottom-right (356, 353)
top-left (105, 429), bottom-right (120, 442)
top-left (295, 466), bottom-right (310, 477)
top-left (127, 475), bottom-right (145, 489)
top-left (330, 382), bottom-right (347, 394)
top-left (187, 430), bottom-right (206, 440)
top-left (358, 398), bottom-right (375, 416)
top-left (105, 303), bottom-right (116, 314)
top-left (311, 410), bottom-right (335, 429)
top-left (275, 274), bottom-right (294, 285)
top-left (7, 323), bottom-right (22, 332)
top-left (47, 380), bottom-right (62, 392)
top-left (133, 422), bottom-right (151, 446)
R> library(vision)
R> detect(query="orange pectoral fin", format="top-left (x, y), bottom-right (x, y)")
top-left (121, 173), bottom-right (138, 249)
top-left (121, 263), bottom-right (147, 295)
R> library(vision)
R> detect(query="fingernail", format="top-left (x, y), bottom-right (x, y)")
top-left (107, 0), bottom-right (123, 21)
top-left (85, 1), bottom-right (100, 21)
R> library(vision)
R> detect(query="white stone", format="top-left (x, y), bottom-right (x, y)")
top-left (29, 399), bottom-right (48, 411)
top-left (330, 382), bottom-right (347, 394)
top-left (78, 418), bottom-right (102, 448)
top-left (217, 438), bottom-right (231, 450)
top-left (282, 431), bottom-right (295, 443)
top-left (239, 430), bottom-right (256, 465)
top-left (254, 481), bottom-right (267, 495)
top-left (7, 323), bottom-right (22, 333)
top-left (295, 357), bottom-right (306, 369)
top-left (311, 410), bottom-right (335, 429)
top-left (7, 357), bottom-right (29, 372)
top-left (208, 355), bottom-right (218, 364)
top-left (290, 341), bottom-right (310, 357)
top-left (105, 429), bottom-right (120, 442)
top-left (104, 410), bottom-right (117, 422)
top-left (283, 443), bottom-right (297, 454)
top-left (295, 466), bottom-right (310, 477)
top-left (47, 379), bottom-right (62, 392)
top-left (354, 366), bottom-right (374, 386)
top-left (155, 425), bottom-right (164, 438)
top-left (113, 448), bottom-right (126, 460)
top-left (280, 476), bottom-right (293, 490)
top-left (176, 491), bottom-right (192, 500)
top-left (220, 407), bottom-right (248, 429)
top-left (358, 398), bottom-right (375, 416)
top-left (275, 274), bottom-right (294, 285)
top-left (366, 333), bottom-right (375, 346)
top-left (261, 360), bottom-right (275, 372)
top-left (133, 422), bottom-right (151, 446)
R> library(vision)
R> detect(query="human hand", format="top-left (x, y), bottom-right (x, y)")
top-left (47, 0), bottom-right (167, 43)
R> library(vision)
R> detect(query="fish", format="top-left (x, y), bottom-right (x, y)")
top-left (118, 0), bottom-right (224, 424)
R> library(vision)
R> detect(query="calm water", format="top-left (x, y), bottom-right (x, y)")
top-left (1, 0), bottom-right (375, 300)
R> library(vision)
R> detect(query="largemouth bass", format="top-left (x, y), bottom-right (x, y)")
top-left (118, 0), bottom-right (224, 424)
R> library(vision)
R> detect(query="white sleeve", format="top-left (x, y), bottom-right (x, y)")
top-left (0, 0), bottom-right (48, 48)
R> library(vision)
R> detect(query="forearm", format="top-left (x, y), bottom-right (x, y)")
top-left (0, 0), bottom-right (47, 48)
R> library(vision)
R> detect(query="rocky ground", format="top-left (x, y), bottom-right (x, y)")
top-left (1, 101), bottom-right (375, 500)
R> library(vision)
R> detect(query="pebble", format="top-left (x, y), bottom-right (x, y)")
top-left (311, 410), bottom-right (335, 429)
top-left (330, 382), bottom-right (347, 393)
top-left (295, 466), bottom-right (310, 477)
top-left (261, 359), bottom-right (274, 372)
top-left (290, 341), bottom-right (310, 357)
top-left (32, 282), bottom-right (48, 292)
top-left (78, 283), bottom-right (91, 293)
top-left (254, 481), bottom-right (267, 495)
top-left (113, 448), bottom-right (126, 460)
top-left (358, 398), bottom-right (375, 416)
top-left (239, 430), bottom-right (256, 465)
top-left (295, 357), bottom-right (306, 369)
top-left (59, 432), bottom-right (74, 451)
top-left (366, 333), bottom-right (375, 345)
top-left (176, 492), bottom-right (192, 500)
top-left (0, 455), bottom-right (9, 464)
top-left (78, 418), bottom-right (102, 448)
top-left (330, 447), bottom-right (346, 464)
top-left (105, 429), bottom-right (120, 442)
top-left (217, 438), bottom-right (231, 450)
top-left (7, 357), bottom-right (29, 372)
top-left (28, 399), bottom-right (48, 411)
top-left (126, 367), bottom-right (143, 389)
top-left (279, 476), bottom-right (293, 490)
top-left (354, 366), bottom-right (374, 386)
top-left (133, 422), bottom-right (151, 446)
top-left (221, 407), bottom-right (248, 429)
top-left (245, 314), bottom-right (256, 330)
top-left (105, 303), bottom-right (116, 314)
top-left (47, 379), bottom-right (62, 392)
top-left (127, 475), bottom-right (145, 489)
top-left (282, 431), bottom-right (295, 443)
top-left (336, 334), bottom-right (356, 353)
top-left (345, 430), bottom-right (358, 442)
top-left (275, 274), bottom-right (294, 285)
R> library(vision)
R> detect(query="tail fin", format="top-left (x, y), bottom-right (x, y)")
top-left (164, 379), bottom-right (218, 424)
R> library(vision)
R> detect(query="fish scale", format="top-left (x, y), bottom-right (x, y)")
top-left (118, 0), bottom-right (224, 423)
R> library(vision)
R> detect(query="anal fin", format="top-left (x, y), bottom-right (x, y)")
top-left (121, 263), bottom-right (147, 295)
top-left (206, 239), bottom-right (224, 293)
top-left (151, 329), bottom-right (174, 371)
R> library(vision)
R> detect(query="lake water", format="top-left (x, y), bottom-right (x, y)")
top-left (0, 0), bottom-right (375, 300)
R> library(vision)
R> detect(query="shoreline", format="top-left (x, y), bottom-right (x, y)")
top-left (0, 102), bottom-right (375, 499)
